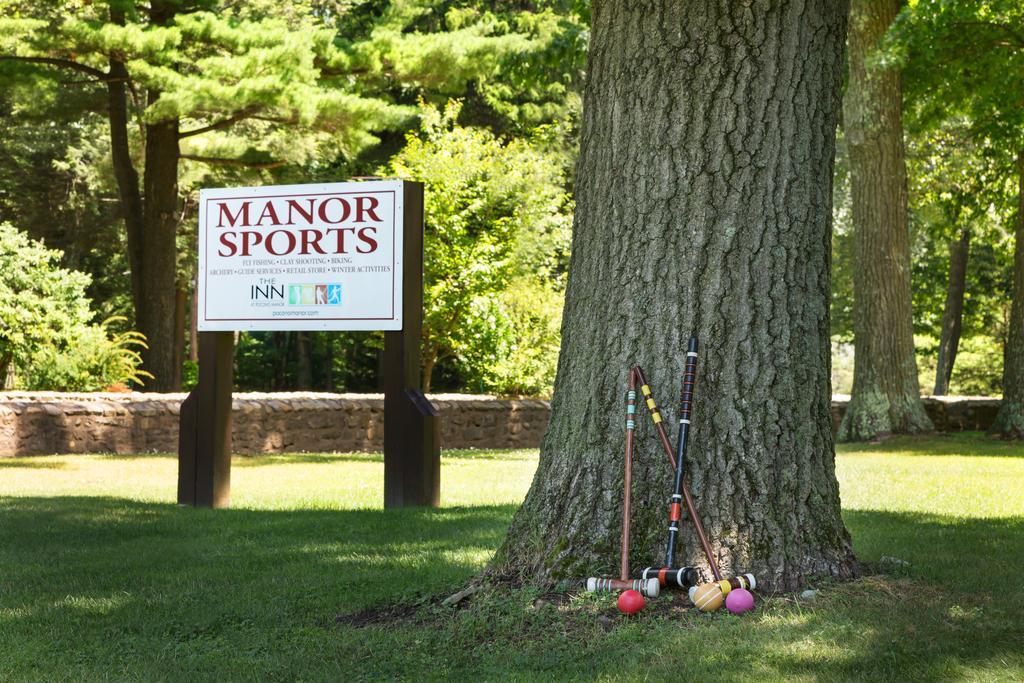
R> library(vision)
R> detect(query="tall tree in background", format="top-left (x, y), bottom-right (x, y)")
top-left (935, 228), bottom-right (969, 394)
top-left (496, 0), bottom-right (857, 591)
top-left (838, 0), bottom-right (932, 441)
top-left (904, 124), bottom-right (1000, 396)
top-left (890, 0), bottom-right (1024, 435)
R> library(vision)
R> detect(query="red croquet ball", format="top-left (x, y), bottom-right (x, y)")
top-left (617, 589), bottom-right (645, 615)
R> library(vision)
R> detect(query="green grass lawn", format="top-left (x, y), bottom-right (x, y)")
top-left (1, 434), bottom-right (1022, 681)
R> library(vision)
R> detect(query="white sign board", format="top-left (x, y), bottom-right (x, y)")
top-left (197, 180), bottom-right (404, 331)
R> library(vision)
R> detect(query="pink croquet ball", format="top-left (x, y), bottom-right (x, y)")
top-left (725, 588), bottom-right (755, 615)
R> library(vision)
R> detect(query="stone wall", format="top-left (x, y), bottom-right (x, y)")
top-left (830, 395), bottom-right (1001, 434)
top-left (0, 393), bottom-right (550, 457)
top-left (0, 392), bottom-right (1004, 458)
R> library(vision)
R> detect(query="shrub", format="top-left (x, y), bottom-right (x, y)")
top-left (18, 317), bottom-right (151, 391)
top-left (487, 279), bottom-right (563, 396)
top-left (382, 101), bottom-right (571, 393)
top-left (0, 223), bottom-right (150, 391)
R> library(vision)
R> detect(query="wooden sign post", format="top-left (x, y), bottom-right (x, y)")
top-left (178, 180), bottom-right (439, 509)
top-left (177, 331), bottom-right (234, 507)
top-left (384, 185), bottom-right (440, 507)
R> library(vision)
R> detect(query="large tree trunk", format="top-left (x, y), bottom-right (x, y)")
top-left (991, 152), bottom-right (1024, 437)
top-left (837, 0), bottom-right (932, 440)
top-left (105, 16), bottom-right (144, 322)
top-left (495, 0), bottom-right (857, 593)
top-left (136, 114), bottom-right (181, 390)
top-left (105, 2), bottom-right (181, 391)
top-left (934, 227), bottom-right (970, 396)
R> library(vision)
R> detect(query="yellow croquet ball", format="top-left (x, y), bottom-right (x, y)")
top-left (689, 583), bottom-right (724, 612)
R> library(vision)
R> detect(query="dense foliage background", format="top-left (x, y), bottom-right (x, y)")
top-left (0, 0), bottom-right (1020, 398)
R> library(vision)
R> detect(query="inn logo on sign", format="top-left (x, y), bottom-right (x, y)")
top-left (288, 284), bottom-right (342, 306)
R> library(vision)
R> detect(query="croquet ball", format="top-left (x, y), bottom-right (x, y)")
top-left (617, 589), bottom-right (645, 615)
top-left (725, 588), bottom-right (755, 615)
top-left (691, 583), bottom-right (724, 612)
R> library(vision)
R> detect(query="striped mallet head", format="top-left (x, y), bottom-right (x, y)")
top-left (586, 577), bottom-right (660, 598)
top-left (640, 566), bottom-right (699, 589)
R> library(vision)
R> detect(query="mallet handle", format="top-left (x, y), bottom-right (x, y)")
top-left (665, 337), bottom-right (698, 568)
top-left (621, 373), bottom-right (637, 581)
top-left (633, 360), bottom-right (722, 581)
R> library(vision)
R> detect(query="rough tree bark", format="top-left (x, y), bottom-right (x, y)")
top-left (495, 0), bottom-right (857, 592)
top-left (991, 152), bottom-right (1024, 437)
top-left (934, 227), bottom-right (970, 396)
top-left (137, 110), bottom-right (180, 389)
top-left (837, 0), bottom-right (932, 440)
top-left (104, 2), bottom-right (182, 390)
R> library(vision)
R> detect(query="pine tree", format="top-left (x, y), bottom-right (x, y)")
top-left (0, 0), bottom-right (582, 388)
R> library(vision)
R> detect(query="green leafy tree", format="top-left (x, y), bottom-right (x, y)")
top-left (0, 0), bottom-right (593, 389)
top-left (489, 277), bottom-right (563, 395)
top-left (904, 120), bottom-right (1012, 395)
top-left (383, 101), bottom-right (571, 392)
top-left (0, 221), bottom-right (91, 376)
top-left (0, 222), bottom-right (148, 390)
top-left (889, 0), bottom-right (1024, 434)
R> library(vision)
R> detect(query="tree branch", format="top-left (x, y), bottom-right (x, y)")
top-left (0, 55), bottom-right (107, 80)
top-left (180, 154), bottom-right (286, 169)
top-left (179, 108), bottom-right (259, 138)
top-left (178, 109), bottom-right (300, 139)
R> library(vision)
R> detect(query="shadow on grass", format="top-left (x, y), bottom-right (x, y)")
top-left (731, 509), bottom-right (1024, 681)
top-left (0, 495), bottom-right (521, 677)
top-left (232, 452), bottom-right (382, 466)
top-left (0, 496), bottom-right (516, 618)
top-left (0, 460), bottom-right (69, 470)
top-left (844, 508), bottom-right (1024, 593)
top-left (335, 510), bottom-right (1024, 681)
top-left (231, 450), bottom-right (536, 467)
top-left (440, 449), bottom-right (538, 461)
top-left (1, 499), bottom-right (1021, 679)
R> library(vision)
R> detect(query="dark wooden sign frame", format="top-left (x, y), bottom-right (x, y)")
top-left (178, 181), bottom-right (440, 509)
